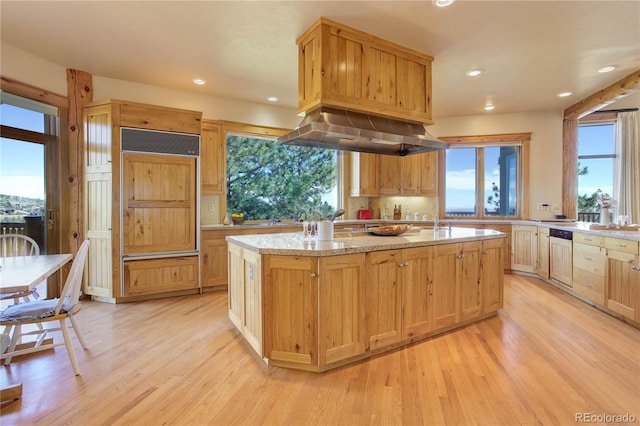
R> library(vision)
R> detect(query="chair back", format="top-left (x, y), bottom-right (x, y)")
top-left (55, 240), bottom-right (90, 315)
top-left (1, 234), bottom-right (40, 257)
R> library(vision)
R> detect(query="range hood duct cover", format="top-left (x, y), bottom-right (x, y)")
top-left (278, 107), bottom-right (449, 156)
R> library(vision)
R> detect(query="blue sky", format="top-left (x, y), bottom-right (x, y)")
top-left (0, 103), bottom-right (46, 199)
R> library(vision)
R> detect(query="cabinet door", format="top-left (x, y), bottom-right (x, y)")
top-left (123, 256), bottom-right (198, 296)
top-left (201, 237), bottom-right (228, 288)
top-left (227, 243), bottom-right (244, 331)
top-left (122, 153), bottom-right (197, 254)
top-left (401, 155), bottom-right (421, 195)
top-left (350, 152), bottom-right (380, 197)
top-left (481, 238), bottom-right (504, 314)
top-left (201, 120), bottom-right (225, 195)
top-left (402, 247), bottom-right (433, 338)
top-left (511, 225), bottom-right (538, 273)
top-left (606, 250), bottom-right (639, 321)
top-left (365, 250), bottom-right (403, 350)
top-left (379, 155), bottom-right (401, 195)
top-left (242, 249), bottom-right (262, 355)
top-left (550, 237), bottom-right (573, 287)
top-left (459, 241), bottom-right (482, 321)
top-left (485, 223), bottom-right (511, 270)
top-left (264, 255), bottom-right (318, 367)
top-left (318, 254), bottom-right (366, 365)
top-left (537, 227), bottom-right (550, 279)
top-left (418, 152), bottom-right (438, 196)
top-left (432, 243), bottom-right (460, 329)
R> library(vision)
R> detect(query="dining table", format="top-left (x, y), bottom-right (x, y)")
top-left (0, 253), bottom-right (73, 403)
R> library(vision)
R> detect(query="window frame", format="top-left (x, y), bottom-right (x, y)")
top-left (438, 133), bottom-right (531, 220)
top-left (221, 121), bottom-right (344, 220)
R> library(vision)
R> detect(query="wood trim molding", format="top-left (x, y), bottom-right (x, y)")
top-left (221, 121), bottom-right (290, 138)
top-left (563, 70), bottom-right (640, 120)
top-left (440, 133), bottom-right (532, 144)
top-left (1, 76), bottom-right (69, 109)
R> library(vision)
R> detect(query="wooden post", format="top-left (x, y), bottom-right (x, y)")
top-left (65, 69), bottom-right (93, 256)
top-left (562, 119), bottom-right (578, 220)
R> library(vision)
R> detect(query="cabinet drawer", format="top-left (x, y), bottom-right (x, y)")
top-left (573, 232), bottom-right (603, 247)
top-left (573, 243), bottom-right (606, 276)
top-left (572, 267), bottom-right (605, 305)
top-left (123, 256), bottom-right (199, 296)
top-left (605, 237), bottom-right (639, 255)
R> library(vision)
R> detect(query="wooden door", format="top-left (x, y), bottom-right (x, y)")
top-left (402, 246), bottom-right (433, 338)
top-left (459, 241), bottom-right (482, 321)
top-left (263, 255), bottom-right (318, 367)
top-left (318, 254), bottom-right (366, 365)
top-left (432, 243), bottom-right (460, 329)
top-left (242, 249), bottom-right (262, 355)
top-left (550, 237), bottom-right (573, 287)
top-left (365, 250), bottom-right (403, 350)
top-left (418, 152), bottom-right (438, 196)
top-left (227, 243), bottom-right (244, 332)
top-left (378, 155), bottom-right (401, 195)
top-left (481, 238), bottom-right (504, 314)
top-left (537, 227), bottom-right (550, 279)
top-left (606, 250), bottom-right (639, 321)
top-left (122, 153), bottom-right (197, 254)
top-left (201, 120), bottom-right (225, 195)
top-left (511, 225), bottom-right (538, 273)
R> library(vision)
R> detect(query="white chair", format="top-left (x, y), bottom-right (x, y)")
top-left (1, 240), bottom-right (90, 376)
top-left (0, 234), bottom-right (41, 303)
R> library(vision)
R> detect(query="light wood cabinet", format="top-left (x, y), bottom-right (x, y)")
top-left (349, 152), bottom-right (380, 197)
top-left (122, 153), bottom-right (197, 255)
top-left (459, 241), bottom-right (483, 321)
top-left (318, 254), bottom-right (366, 365)
top-left (297, 18), bottom-right (433, 123)
top-left (201, 229), bottom-right (234, 289)
top-left (402, 247), bottom-right (434, 339)
top-left (365, 250), bottom-right (403, 350)
top-left (83, 99), bottom-right (202, 301)
top-left (511, 225), bottom-right (538, 273)
top-left (432, 243), bottom-right (461, 329)
top-left (484, 223), bottom-right (511, 270)
top-left (572, 236), bottom-right (606, 305)
top-left (549, 236), bottom-right (572, 287)
top-left (201, 119), bottom-right (226, 195)
top-left (481, 238), bottom-right (504, 314)
top-left (605, 238), bottom-right (640, 321)
top-left (537, 227), bottom-right (550, 279)
top-left (379, 152), bottom-right (437, 196)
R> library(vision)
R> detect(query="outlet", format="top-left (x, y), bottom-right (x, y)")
top-left (537, 203), bottom-right (549, 210)
top-left (208, 203), bottom-right (215, 212)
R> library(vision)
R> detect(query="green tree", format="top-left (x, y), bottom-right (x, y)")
top-left (226, 136), bottom-right (337, 220)
top-left (486, 182), bottom-right (500, 215)
top-left (577, 162), bottom-right (599, 212)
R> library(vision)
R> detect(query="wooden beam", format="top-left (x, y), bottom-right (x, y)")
top-left (562, 119), bottom-right (578, 220)
top-left (563, 70), bottom-right (640, 120)
top-left (65, 69), bottom-right (93, 255)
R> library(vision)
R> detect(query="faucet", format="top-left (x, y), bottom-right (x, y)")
top-left (294, 210), bottom-right (308, 222)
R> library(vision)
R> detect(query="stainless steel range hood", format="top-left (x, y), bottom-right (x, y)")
top-left (278, 106), bottom-right (449, 156)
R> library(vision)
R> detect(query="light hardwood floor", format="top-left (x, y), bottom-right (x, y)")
top-left (1, 274), bottom-right (638, 425)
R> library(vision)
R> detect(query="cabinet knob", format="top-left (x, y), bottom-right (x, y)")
top-left (457, 254), bottom-right (465, 259)
top-left (310, 273), bottom-right (317, 278)
top-left (632, 266), bottom-right (640, 271)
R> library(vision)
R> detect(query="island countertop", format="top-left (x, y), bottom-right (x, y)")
top-left (225, 226), bottom-right (505, 257)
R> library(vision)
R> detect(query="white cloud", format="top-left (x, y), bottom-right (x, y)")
top-left (0, 176), bottom-right (44, 199)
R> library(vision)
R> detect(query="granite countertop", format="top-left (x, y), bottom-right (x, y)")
top-left (225, 227), bottom-right (506, 257)
top-left (532, 221), bottom-right (640, 241)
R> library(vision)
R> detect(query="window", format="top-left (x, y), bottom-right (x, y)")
top-left (441, 134), bottom-right (529, 219)
top-left (226, 133), bottom-right (339, 221)
top-left (577, 122), bottom-right (615, 221)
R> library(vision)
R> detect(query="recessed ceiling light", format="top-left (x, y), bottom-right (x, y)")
top-left (484, 104), bottom-right (495, 111)
top-left (267, 97), bottom-right (279, 102)
top-left (557, 92), bottom-right (573, 98)
top-left (192, 79), bottom-right (206, 85)
top-left (598, 66), bottom-right (616, 73)
top-left (466, 69), bottom-right (482, 77)
top-left (432, 0), bottom-right (455, 7)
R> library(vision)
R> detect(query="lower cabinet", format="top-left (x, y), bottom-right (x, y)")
top-left (511, 225), bottom-right (538, 273)
top-left (122, 256), bottom-right (199, 297)
top-left (537, 227), bottom-right (550, 279)
top-left (549, 236), bottom-right (573, 287)
top-left (238, 237), bottom-right (505, 372)
top-left (605, 237), bottom-right (640, 322)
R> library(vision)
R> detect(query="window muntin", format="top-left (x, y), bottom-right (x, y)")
top-left (226, 134), bottom-right (339, 221)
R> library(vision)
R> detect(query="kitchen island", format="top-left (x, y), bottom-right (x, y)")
top-left (226, 226), bottom-right (506, 372)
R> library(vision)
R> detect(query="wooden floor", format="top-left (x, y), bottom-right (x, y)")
top-left (1, 274), bottom-right (638, 425)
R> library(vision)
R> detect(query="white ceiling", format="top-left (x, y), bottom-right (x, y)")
top-left (1, 1), bottom-right (639, 118)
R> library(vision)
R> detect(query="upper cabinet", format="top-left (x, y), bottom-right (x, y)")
top-left (201, 119), bottom-right (226, 195)
top-left (379, 152), bottom-right (438, 196)
top-left (349, 152), bottom-right (380, 197)
top-left (296, 18), bottom-right (434, 124)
